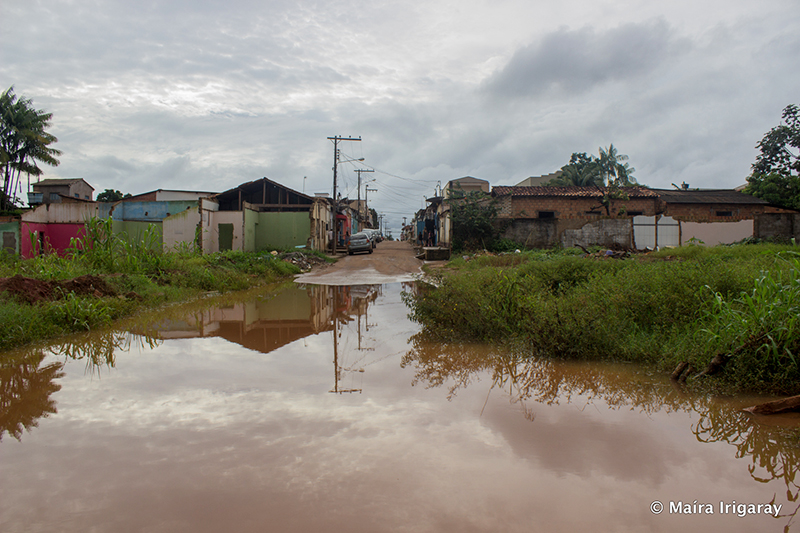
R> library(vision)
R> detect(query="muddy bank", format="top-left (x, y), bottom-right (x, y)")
top-left (0, 274), bottom-right (118, 304)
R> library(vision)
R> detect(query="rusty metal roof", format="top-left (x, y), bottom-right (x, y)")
top-left (491, 186), bottom-right (659, 198)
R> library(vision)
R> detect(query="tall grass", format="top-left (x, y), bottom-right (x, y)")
top-left (698, 252), bottom-right (800, 392)
top-left (407, 243), bottom-right (799, 393)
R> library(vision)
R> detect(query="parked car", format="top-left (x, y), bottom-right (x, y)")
top-left (363, 228), bottom-right (379, 248)
top-left (347, 232), bottom-right (373, 255)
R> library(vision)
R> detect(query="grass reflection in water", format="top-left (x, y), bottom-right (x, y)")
top-left (402, 331), bottom-right (800, 526)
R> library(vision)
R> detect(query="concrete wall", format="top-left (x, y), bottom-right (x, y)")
top-left (255, 211), bottom-right (310, 250)
top-left (163, 208), bottom-right (201, 252)
top-left (755, 213), bottom-right (800, 241)
top-left (498, 218), bottom-right (559, 249)
top-left (155, 191), bottom-right (214, 201)
top-left (560, 218), bottom-right (633, 249)
top-left (501, 218), bottom-right (633, 249)
top-left (22, 202), bottom-right (105, 224)
top-left (206, 211), bottom-right (244, 253)
top-left (112, 220), bottom-right (163, 250)
top-left (20, 222), bottom-right (85, 258)
top-left (111, 200), bottom-right (198, 222)
top-left (244, 207), bottom-right (257, 253)
top-left (0, 221), bottom-right (20, 255)
top-left (681, 220), bottom-right (753, 246)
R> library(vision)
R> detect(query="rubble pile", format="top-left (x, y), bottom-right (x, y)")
top-left (277, 251), bottom-right (328, 272)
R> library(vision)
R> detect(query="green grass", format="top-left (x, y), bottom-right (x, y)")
top-left (0, 220), bottom-right (307, 350)
top-left (406, 243), bottom-right (800, 394)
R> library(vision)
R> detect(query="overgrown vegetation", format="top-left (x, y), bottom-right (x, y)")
top-left (406, 243), bottom-right (800, 394)
top-left (0, 218), bottom-right (319, 350)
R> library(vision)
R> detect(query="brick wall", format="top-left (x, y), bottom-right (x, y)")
top-left (754, 213), bottom-right (800, 241)
top-left (505, 196), bottom-right (657, 219)
top-left (662, 202), bottom-right (778, 223)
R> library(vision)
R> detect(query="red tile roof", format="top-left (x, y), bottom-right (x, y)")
top-left (491, 185), bottom-right (659, 198)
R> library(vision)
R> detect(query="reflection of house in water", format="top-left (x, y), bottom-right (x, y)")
top-left (150, 284), bottom-right (381, 358)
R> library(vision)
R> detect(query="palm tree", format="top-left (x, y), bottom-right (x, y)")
top-left (549, 152), bottom-right (603, 187)
top-left (596, 144), bottom-right (637, 187)
top-left (1, 87), bottom-right (61, 210)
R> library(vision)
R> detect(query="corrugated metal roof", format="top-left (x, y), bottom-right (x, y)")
top-left (491, 186), bottom-right (659, 198)
top-left (652, 189), bottom-right (769, 204)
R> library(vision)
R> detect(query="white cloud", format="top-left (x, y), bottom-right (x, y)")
top-left (2, 0), bottom-right (799, 231)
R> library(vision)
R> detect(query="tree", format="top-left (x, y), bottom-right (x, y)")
top-left (548, 145), bottom-right (637, 188)
top-left (596, 144), bottom-right (637, 187)
top-left (0, 87), bottom-right (61, 210)
top-left (745, 105), bottom-right (800, 210)
top-left (549, 152), bottom-right (603, 187)
top-left (448, 190), bottom-right (499, 251)
top-left (96, 189), bottom-right (131, 202)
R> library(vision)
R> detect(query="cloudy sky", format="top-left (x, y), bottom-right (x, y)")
top-left (2, 0), bottom-right (798, 233)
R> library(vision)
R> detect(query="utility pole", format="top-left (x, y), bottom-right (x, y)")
top-left (365, 186), bottom-right (377, 227)
top-left (354, 168), bottom-right (374, 232)
top-left (327, 135), bottom-right (361, 252)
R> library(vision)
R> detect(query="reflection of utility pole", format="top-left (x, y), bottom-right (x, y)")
top-left (354, 168), bottom-right (374, 231)
top-left (327, 135), bottom-right (361, 251)
top-left (329, 287), bottom-right (362, 394)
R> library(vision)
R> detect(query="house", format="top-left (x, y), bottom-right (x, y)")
top-left (30, 178), bottom-right (95, 205)
top-left (118, 189), bottom-right (216, 202)
top-left (491, 185), bottom-right (798, 249)
top-left (514, 172), bottom-right (563, 187)
top-left (436, 177), bottom-right (492, 248)
top-left (491, 185), bottom-right (660, 249)
top-left (653, 189), bottom-right (796, 245)
top-left (204, 177), bottom-right (332, 253)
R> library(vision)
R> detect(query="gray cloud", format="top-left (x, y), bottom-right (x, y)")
top-left (483, 19), bottom-right (682, 98)
top-left (3, 1), bottom-right (800, 233)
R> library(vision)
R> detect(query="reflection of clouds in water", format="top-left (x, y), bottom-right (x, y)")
top-left (3, 284), bottom-right (797, 532)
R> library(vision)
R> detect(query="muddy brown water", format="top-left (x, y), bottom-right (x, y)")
top-left (2, 281), bottom-right (799, 532)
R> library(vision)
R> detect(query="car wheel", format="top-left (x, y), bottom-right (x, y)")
top-left (368, 248), bottom-right (373, 254)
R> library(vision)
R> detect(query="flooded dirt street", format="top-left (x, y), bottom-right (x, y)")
top-left (295, 240), bottom-right (423, 285)
top-left (2, 279), bottom-right (800, 532)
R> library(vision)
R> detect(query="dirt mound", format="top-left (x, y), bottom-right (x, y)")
top-left (0, 274), bottom-right (117, 304)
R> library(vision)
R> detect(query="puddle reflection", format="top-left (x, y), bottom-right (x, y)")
top-left (403, 332), bottom-right (800, 523)
top-left (3, 282), bottom-right (800, 531)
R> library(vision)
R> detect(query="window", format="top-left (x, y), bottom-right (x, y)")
top-left (538, 211), bottom-right (555, 219)
top-left (715, 210), bottom-right (733, 217)
top-left (74, 193), bottom-right (79, 198)
top-left (627, 211), bottom-right (643, 216)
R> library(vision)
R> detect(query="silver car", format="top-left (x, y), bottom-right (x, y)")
top-left (347, 232), bottom-right (373, 255)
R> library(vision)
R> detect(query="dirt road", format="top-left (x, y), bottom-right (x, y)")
top-left (294, 240), bottom-right (423, 285)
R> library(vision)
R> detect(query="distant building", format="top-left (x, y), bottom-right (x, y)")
top-left (31, 178), bottom-right (95, 204)
top-left (515, 172), bottom-right (563, 187)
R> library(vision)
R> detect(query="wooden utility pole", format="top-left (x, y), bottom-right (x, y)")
top-left (365, 186), bottom-right (377, 227)
top-left (327, 135), bottom-right (361, 251)
top-left (354, 168), bottom-right (374, 231)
